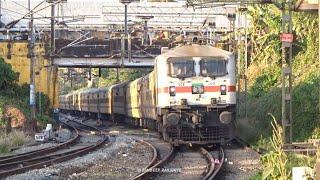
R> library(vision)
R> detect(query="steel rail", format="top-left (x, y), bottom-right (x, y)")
top-left (210, 147), bottom-right (224, 179)
top-left (0, 116), bottom-right (108, 178)
top-left (200, 147), bottom-right (216, 180)
top-left (0, 137), bottom-right (107, 177)
top-left (0, 120), bottom-right (79, 163)
top-left (130, 140), bottom-right (159, 180)
top-left (131, 144), bottom-right (175, 180)
top-left (0, 145), bottom-right (95, 171)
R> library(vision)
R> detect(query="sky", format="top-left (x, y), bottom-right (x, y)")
top-left (1, 0), bottom-right (245, 29)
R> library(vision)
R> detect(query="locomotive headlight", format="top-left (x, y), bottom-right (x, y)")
top-left (220, 85), bottom-right (227, 95)
top-left (219, 111), bottom-right (233, 124)
top-left (169, 86), bottom-right (176, 96)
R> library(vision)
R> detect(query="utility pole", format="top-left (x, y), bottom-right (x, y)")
top-left (236, 8), bottom-right (241, 117)
top-left (125, 4), bottom-right (128, 37)
top-left (318, 0), bottom-right (320, 126)
top-left (120, 0), bottom-right (132, 64)
top-left (49, 0), bottom-right (58, 110)
top-left (244, 6), bottom-right (248, 120)
top-left (281, 1), bottom-right (293, 144)
top-left (0, 0), bottom-right (2, 26)
top-left (29, 12), bottom-right (37, 133)
top-left (51, 1), bottom-right (55, 56)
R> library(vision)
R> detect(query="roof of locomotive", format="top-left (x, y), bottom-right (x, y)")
top-left (159, 44), bottom-right (232, 59)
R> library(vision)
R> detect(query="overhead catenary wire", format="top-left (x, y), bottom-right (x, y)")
top-left (1, 7), bottom-right (50, 23)
top-left (5, 0), bottom-right (64, 29)
top-left (9, 0), bottom-right (51, 22)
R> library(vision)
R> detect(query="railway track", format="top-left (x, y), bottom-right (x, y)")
top-left (130, 143), bottom-right (224, 180)
top-left (131, 139), bottom-right (175, 180)
top-left (60, 115), bottom-right (226, 179)
top-left (0, 121), bottom-right (79, 163)
top-left (203, 147), bottom-right (225, 180)
top-left (81, 116), bottom-right (225, 180)
top-left (0, 116), bottom-right (109, 178)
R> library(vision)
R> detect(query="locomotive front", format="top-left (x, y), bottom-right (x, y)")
top-left (156, 45), bottom-right (236, 144)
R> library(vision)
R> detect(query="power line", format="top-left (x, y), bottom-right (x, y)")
top-left (9, 0), bottom-right (51, 22)
top-left (2, 7), bottom-right (50, 23)
top-left (5, 0), bottom-right (64, 29)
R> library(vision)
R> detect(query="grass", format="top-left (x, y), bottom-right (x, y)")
top-left (247, 116), bottom-right (318, 180)
top-left (249, 171), bottom-right (263, 180)
top-left (0, 130), bottom-right (32, 154)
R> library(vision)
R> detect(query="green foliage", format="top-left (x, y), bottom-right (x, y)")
top-left (36, 114), bottom-right (50, 124)
top-left (99, 68), bottom-right (151, 87)
top-left (242, 4), bottom-right (319, 142)
top-left (245, 72), bottom-right (319, 142)
top-left (249, 68), bottom-right (280, 98)
top-left (35, 93), bottom-right (51, 115)
top-left (0, 96), bottom-right (5, 125)
top-left (247, 5), bottom-right (282, 65)
top-left (243, 6), bottom-right (319, 173)
top-left (0, 58), bottom-right (18, 91)
top-left (249, 171), bottom-right (263, 180)
top-left (0, 143), bottom-right (10, 154)
top-left (59, 68), bottom-right (152, 94)
top-left (261, 115), bottom-right (289, 180)
top-left (286, 153), bottom-right (316, 171)
top-left (292, 73), bottom-right (320, 140)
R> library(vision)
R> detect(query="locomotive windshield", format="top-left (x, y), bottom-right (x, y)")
top-left (200, 59), bottom-right (227, 77)
top-left (168, 60), bottom-right (195, 78)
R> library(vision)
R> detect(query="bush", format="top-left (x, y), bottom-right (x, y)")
top-left (0, 58), bottom-right (18, 91)
top-left (35, 93), bottom-right (51, 114)
top-left (249, 68), bottom-right (280, 98)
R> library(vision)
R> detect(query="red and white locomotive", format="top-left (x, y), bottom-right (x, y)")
top-left (60, 44), bottom-right (236, 145)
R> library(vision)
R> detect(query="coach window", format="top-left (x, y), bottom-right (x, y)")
top-left (200, 58), bottom-right (227, 77)
top-left (168, 59), bottom-right (195, 78)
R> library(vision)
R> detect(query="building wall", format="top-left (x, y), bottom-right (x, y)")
top-left (0, 41), bottom-right (59, 108)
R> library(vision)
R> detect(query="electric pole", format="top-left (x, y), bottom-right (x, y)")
top-left (244, 6), bottom-right (248, 120)
top-left (0, 0), bottom-right (2, 26)
top-left (29, 11), bottom-right (37, 133)
top-left (318, 0), bottom-right (320, 125)
top-left (281, 1), bottom-right (293, 144)
top-left (51, 1), bottom-right (55, 56)
top-left (120, 0), bottom-right (132, 64)
top-left (49, 0), bottom-right (58, 110)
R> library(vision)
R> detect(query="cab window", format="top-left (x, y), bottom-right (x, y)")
top-left (200, 59), bottom-right (227, 77)
top-left (167, 59), bottom-right (195, 78)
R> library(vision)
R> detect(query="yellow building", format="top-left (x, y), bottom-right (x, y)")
top-left (0, 41), bottom-right (59, 108)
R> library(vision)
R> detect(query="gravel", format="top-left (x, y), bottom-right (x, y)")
top-left (216, 145), bottom-right (261, 180)
top-left (6, 135), bottom-right (154, 180)
top-left (79, 134), bottom-right (103, 143)
top-left (154, 147), bottom-right (208, 180)
top-left (54, 128), bottom-right (72, 142)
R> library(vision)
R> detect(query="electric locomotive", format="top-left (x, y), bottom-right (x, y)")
top-left (150, 44), bottom-right (236, 144)
top-left (59, 44), bottom-right (236, 145)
